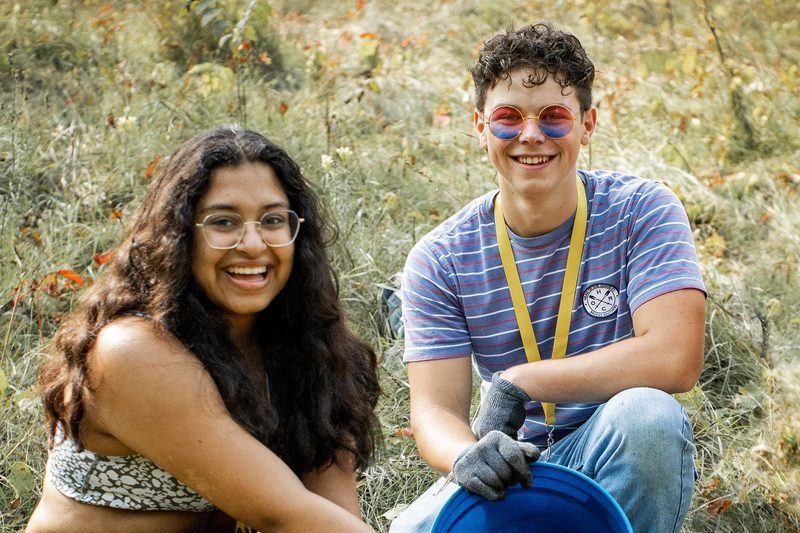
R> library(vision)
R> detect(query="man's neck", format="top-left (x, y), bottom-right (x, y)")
top-left (497, 179), bottom-right (579, 238)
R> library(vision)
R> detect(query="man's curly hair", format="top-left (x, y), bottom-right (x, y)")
top-left (470, 22), bottom-right (595, 113)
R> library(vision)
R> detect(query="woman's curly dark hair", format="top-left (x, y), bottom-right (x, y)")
top-left (39, 126), bottom-right (381, 475)
top-left (470, 22), bottom-right (595, 113)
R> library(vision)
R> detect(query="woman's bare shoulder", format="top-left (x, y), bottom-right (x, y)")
top-left (88, 316), bottom-right (202, 379)
top-left (85, 316), bottom-right (222, 431)
top-left (93, 316), bottom-right (185, 358)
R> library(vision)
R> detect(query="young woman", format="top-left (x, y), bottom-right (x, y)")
top-left (26, 127), bottom-right (381, 532)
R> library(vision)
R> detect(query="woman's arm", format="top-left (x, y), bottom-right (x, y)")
top-left (84, 318), bottom-right (373, 533)
top-left (301, 449), bottom-right (363, 518)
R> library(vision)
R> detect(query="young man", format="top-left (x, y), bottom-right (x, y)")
top-left (391, 23), bottom-right (706, 533)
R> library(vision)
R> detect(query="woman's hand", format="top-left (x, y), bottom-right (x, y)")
top-left (301, 449), bottom-right (363, 519)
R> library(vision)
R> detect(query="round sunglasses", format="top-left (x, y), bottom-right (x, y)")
top-left (483, 104), bottom-right (577, 140)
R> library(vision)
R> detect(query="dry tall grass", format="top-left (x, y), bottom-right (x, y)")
top-left (1, 1), bottom-right (799, 531)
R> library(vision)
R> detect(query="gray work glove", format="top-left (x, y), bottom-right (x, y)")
top-left (452, 430), bottom-right (541, 501)
top-left (472, 372), bottom-right (531, 439)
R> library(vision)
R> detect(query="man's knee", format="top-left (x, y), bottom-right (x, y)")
top-left (594, 387), bottom-right (693, 475)
top-left (603, 387), bottom-right (688, 435)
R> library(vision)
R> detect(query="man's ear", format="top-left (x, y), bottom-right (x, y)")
top-left (580, 106), bottom-right (598, 146)
top-left (474, 109), bottom-right (488, 150)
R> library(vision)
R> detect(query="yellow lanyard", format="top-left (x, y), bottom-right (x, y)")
top-left (494, 175), bottom-right (587, 426)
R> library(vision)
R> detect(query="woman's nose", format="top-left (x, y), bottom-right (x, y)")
top-left (236, 222), bottom-right (268, 253)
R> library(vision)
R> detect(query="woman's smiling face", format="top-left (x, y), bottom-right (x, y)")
top-left (191, 161), bottom-right (295, 330)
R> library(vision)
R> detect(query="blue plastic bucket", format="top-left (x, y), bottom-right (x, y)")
top-left (431, 462), bottom-right (632, 533)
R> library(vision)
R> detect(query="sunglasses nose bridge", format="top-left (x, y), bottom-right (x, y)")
top-left (517, 113), bottom-right (547, 141)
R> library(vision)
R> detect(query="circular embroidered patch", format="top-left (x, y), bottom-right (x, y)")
top-left (582, 284), bottom-right (620, 317)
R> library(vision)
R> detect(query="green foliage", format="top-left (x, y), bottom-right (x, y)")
top-left (157, 0), bottom-right (298, 88)
top-left (2, 0), bottom-right (800, 531)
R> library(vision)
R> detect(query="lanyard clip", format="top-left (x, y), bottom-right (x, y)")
top-left (543, 423), bottom-right (556, 461)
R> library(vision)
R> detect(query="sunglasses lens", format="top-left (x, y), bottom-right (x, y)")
top-left (538, 105), bottom-right (574, 138)
top-left (488, 106), bottom-right (524, 140)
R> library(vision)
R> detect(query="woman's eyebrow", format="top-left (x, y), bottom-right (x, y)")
top-left (196, 201), bottom-right (290, 214)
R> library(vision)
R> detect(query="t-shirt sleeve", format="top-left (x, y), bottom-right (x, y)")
top-left (625, 181), bottom-right (707, 313)
top-left (401, 239), bottom-right (473, 362)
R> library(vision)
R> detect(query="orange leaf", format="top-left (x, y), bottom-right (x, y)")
top-left (145, 156), bottom-right (161, 178)
top-left (279, 101), bottom-right (289, 114)
top-left (259, 52), bottom-right (272, 65)
top-left (760, 212), bottom-right (769, 222)
top-left (703, 477), bottom-right (720, 493)
top-left (110, 210), bottom-right (123, 220)
top-left (38, 274), bottom-right (61, 297)
top-left (38, 274), bottom-right (58, 286)
top-left (239, 41), bottom-right (252, 51)
top-left (392, 427), bottom-right (414, 438)
top-left (57, 269), bottom-right (85, 286)
top-left (93, 251), bottom-right (115, 266)
top-left (707, 498), bottom-right (732, 517)
top-left (360, 32), bottom-right (377, 39)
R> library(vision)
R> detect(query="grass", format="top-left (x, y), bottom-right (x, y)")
top-left (2, 0), bottom-right (800, 531)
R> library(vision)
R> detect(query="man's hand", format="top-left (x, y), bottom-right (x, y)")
top-left (451, 430), bottom-right (540, 500)
top-left (472, 372), bottom-right (530, 439)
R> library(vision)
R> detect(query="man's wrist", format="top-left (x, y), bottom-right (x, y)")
top-left (499, 366), bottom-right (517, 383)
top-left (443, 439), bottom-right (478, 475)
top-left (495, 369), bottom-right (530, 400)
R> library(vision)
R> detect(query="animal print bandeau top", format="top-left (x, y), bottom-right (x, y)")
top-left (48, 434), bottom-right (215, 512)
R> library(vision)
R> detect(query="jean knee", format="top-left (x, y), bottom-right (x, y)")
top-left (603, 387), bottom-right (688, 437)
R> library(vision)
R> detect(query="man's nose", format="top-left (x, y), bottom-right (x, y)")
top-left (517, 117), bottom-right (546, 143)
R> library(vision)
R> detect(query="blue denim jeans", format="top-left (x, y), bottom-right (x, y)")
top-left (389, 387), bottom-right (695, 533)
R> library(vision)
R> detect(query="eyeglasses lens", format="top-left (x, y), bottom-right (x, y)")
top-left (487, 105), bottom-right (573, 140)
top-left (258, 211), bottom-right (299, 246)
top-left (201, 211), bottom-right (300, 249)
top-left (538, 105), bottom-right (573, 138)
top-left (487, 107), bottom-right (525, 140)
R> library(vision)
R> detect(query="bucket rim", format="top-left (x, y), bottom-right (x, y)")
top-left (430, 461), bottom-right (633, 533)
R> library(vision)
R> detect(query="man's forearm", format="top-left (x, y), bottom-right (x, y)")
top-left (501, 289), bottom-right (705, 403)
top-left (407, 357), bottom-right (478, 475)
top-left (411, 407), bottom-right (477, 475)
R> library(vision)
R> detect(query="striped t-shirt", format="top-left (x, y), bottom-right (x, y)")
top-left (401, 169), bottom-right (706, 445)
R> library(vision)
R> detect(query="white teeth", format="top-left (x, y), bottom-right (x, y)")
top-left (227, 266), bottom-right (267, 275)
top-left (517, 155), bottom-right (551, 165)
